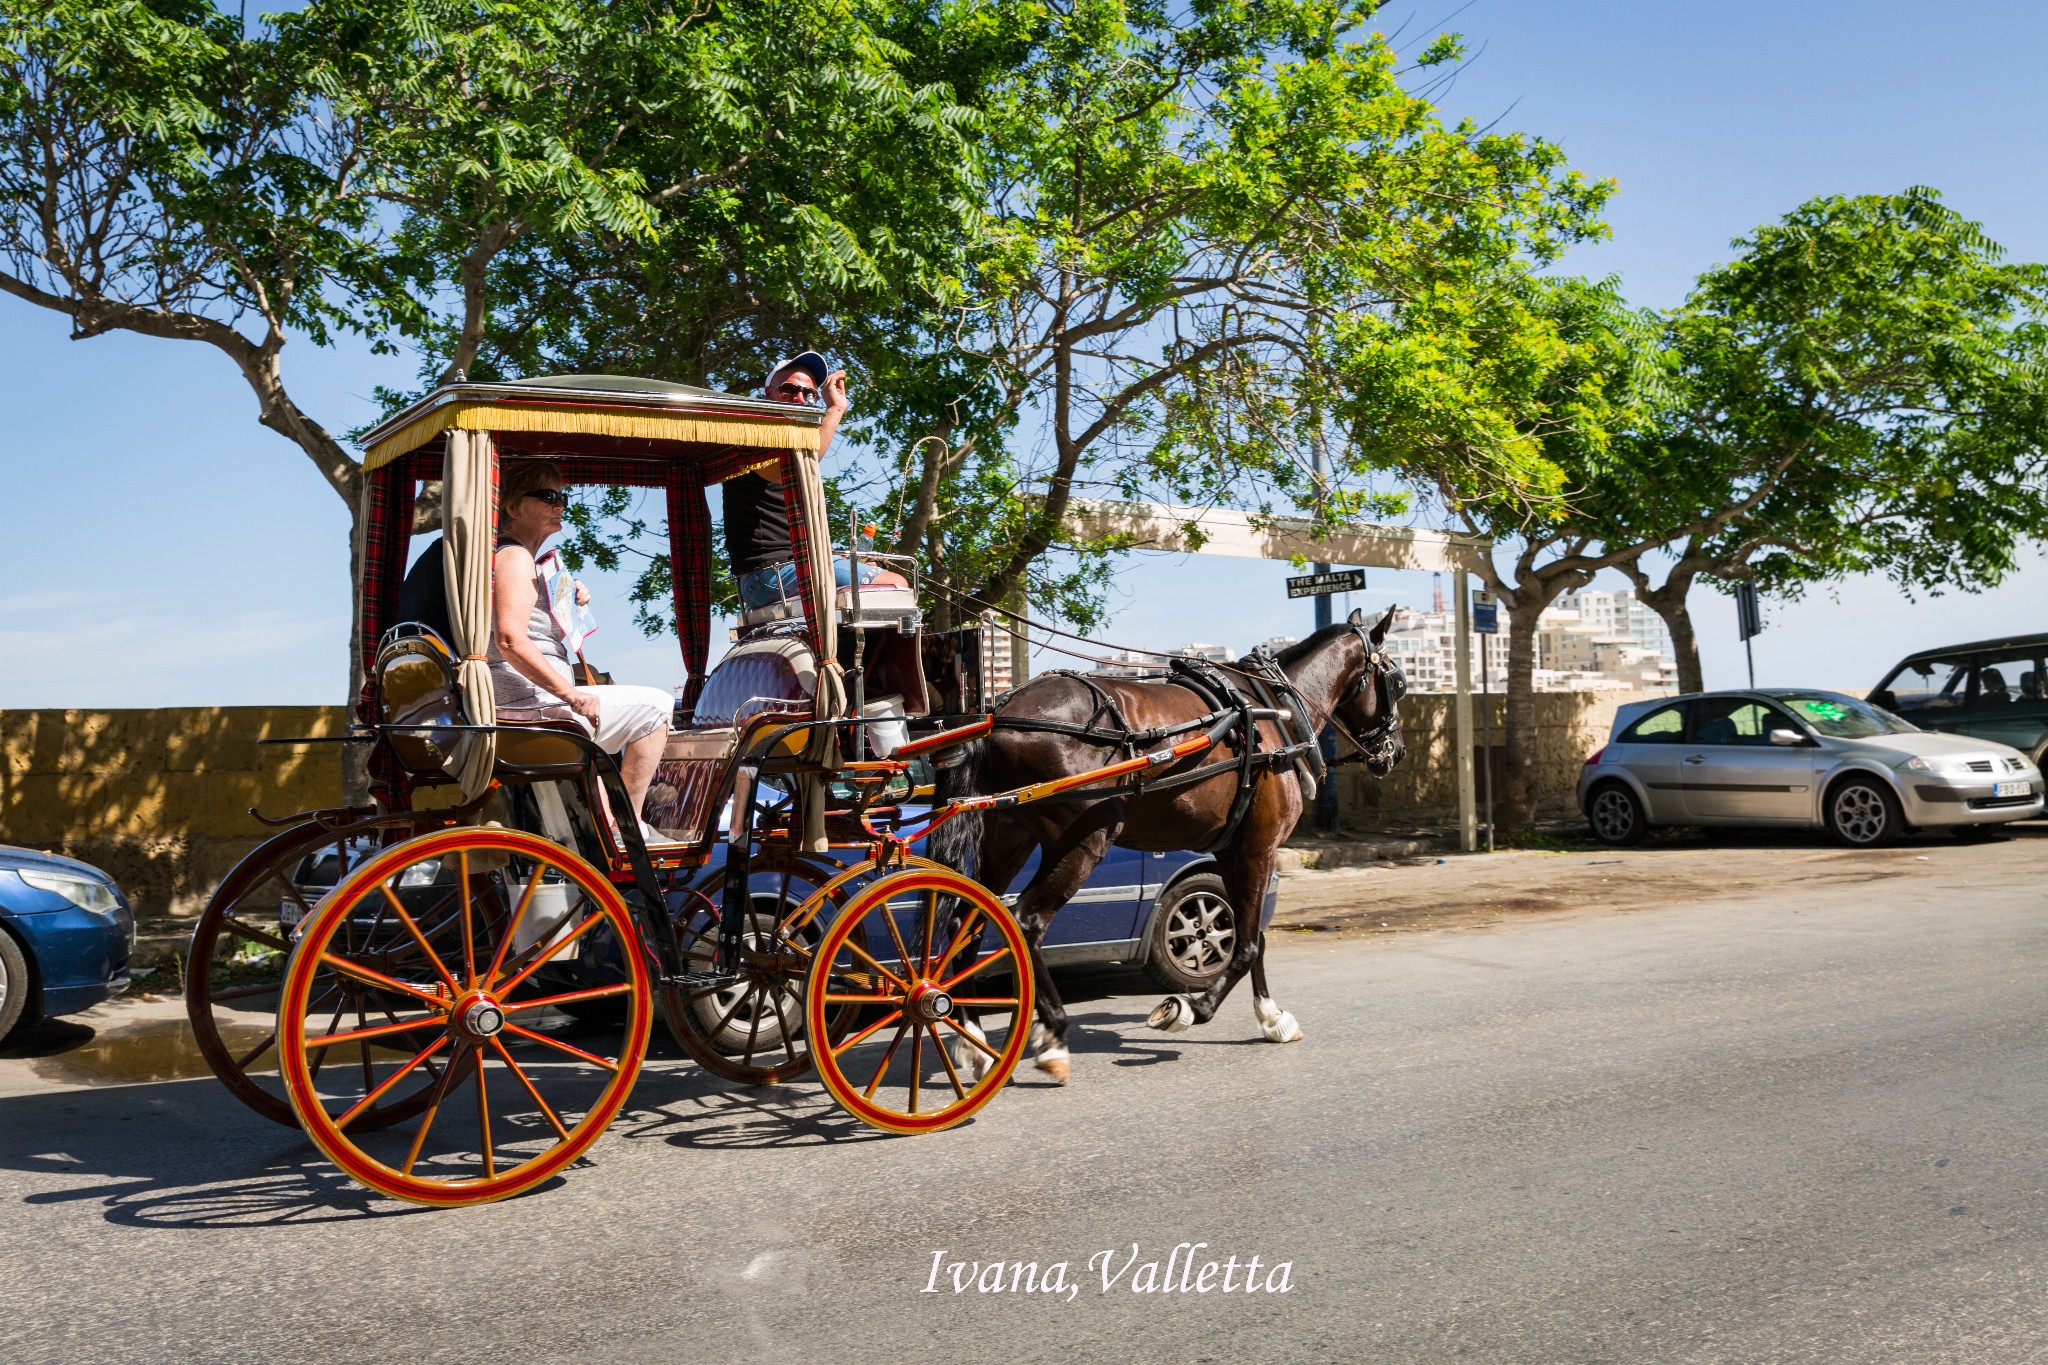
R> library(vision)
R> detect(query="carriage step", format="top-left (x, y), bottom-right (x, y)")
top-left (668, 970), bottom-right (745, 993)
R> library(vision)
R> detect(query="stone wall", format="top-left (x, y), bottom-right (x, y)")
top-left (0, 707), bottom-right (350, 920)
top-left (1332, 691), bottom-right (1657, 829)
top-left (0, 693), bottom-right (1651, 918)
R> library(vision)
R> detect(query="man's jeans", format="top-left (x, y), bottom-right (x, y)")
top-left (737, 555), bottom-right (884, 610)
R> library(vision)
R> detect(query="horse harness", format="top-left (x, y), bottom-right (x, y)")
top-left (984, 626), bottom-right (1402, 851)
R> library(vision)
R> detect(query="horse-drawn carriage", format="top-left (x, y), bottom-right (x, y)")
top-left (183, 374), bottom-right (1236, 1206)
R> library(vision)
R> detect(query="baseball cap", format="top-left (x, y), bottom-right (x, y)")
top-left (766, 350), bottom-right (829, 390)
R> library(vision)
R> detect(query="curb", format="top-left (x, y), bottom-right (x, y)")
top-left (1278, 834), bottom-right (1459, 872)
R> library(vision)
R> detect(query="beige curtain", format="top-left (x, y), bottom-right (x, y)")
top-left (791, 448), bottom-right (846, 852)
top-left (443, 429), bottom-right (498, 798)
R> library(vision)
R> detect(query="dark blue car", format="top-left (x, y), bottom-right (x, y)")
top-left (0, 845), bottom-right (135, 1041)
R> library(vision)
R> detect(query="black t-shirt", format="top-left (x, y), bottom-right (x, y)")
top-left (722, 470), bottom-right (793, 575)
top-left (397, 537), bottom-right (454, 644)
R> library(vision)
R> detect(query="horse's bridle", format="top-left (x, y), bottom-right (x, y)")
top-left (1325, 624), bottom-right (1407, 770)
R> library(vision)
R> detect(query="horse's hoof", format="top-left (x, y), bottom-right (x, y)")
top-left (950, 1021), bottom-right (992, 1082)
top-left (1034, 1050), bottom-right (1070, 1085)
top-left (1254, 996), bottom-right (1304, 1044)
top-left (1148, 996), bottom-right (1195, 1033)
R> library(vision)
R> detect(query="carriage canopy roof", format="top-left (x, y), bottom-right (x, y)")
top-left (359, 373), bottom-right (822, 474)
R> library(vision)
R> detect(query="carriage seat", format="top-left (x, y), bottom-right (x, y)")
top-left (691, 634), bottom-right (817, 729)
top-left (736, 567), bottom-right (920, 631)
top-left (376, 625), bottom-right (630, 774)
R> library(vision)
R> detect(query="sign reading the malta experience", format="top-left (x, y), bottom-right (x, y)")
top-left (1285, 569), bottom-right (1365, 599)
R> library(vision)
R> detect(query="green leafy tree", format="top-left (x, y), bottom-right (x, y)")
top-left (871, 2), bottom-right (1612, 635)
top-left (1611, 190), bottom-right (2048, 692)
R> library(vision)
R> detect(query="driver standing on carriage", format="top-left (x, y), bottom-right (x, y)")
top-left (722, 350), bottom-right (907, 609)
top-left (490, 458), bottom-right (674, 832)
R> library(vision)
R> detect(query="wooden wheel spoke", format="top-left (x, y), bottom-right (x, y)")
top-left (864, 1022), bottom-right (910, 1098)
top-left (336, 1036), bottom-right (449, 1132)
top-left (482, 866), bottom-right (547, 987)
top-left (948, 997), bottom-right (1020, 1008)
top-left (500, 983), bottom-right (633, 1015)
top-left (221, 915), bottom-right (290, 953)
top-left (317, 953), bottom-right (450, 1012)
top-left (831, 1009), bottom-right (903, 1058)
top-left (823, 993), bottom-right (901, 1005)
top-left (377, 885), bottom-right (462, 996)
top-left (939, 945), bottom-right (1014, 993)
top-left (492, 908), bottom-right (609, 998)
top-left (920, 889), bottom-right (938, 976)
top-left (929, 1024), bottom-right (969, 1102)
top-left (929, 904), bottom-right (987, 980)
top-left (457, 849), bottom-right (476, 986)
top-left (877, 897), bottom-right (918, 980)
top-left (940, 1015), bottom-right (1002, 1062)
top-left (307, 996), bottom-right (349, 1080)
top-left (232, 1032), bottom-right (276, 1071)
top-left (739, 984), bottom-right (766, 1068)
top-left (403, 1042), bottom-right (464, 1176)
top-left (908, 1026), bottom-right (923, 1113)
top-left (837, 935), bottom-right (911, 994)
top-left (302, 1014), bottom-right (446, 1051)
top-left (501, 1022), bottom-right (619, 1072)
top-left (475, 1047), bottom-right (494, 1180)
top-left (490, 1038), bottom-right (570, 1142)
top-left (264, 869), bottom-right (318, 931)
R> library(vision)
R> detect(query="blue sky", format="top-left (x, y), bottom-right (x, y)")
top-left (4, 0), bottom-right (2046, 706)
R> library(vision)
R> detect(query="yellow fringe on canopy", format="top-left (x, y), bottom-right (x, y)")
top-left (363, 401), bottom-right (820, 471)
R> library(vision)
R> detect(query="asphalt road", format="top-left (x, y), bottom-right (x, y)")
top-left (4, 830), bottom-right (2046, 1364)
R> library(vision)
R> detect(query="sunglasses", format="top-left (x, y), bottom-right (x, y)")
top-left (525, 488), bottom-right (570, 507)
top-left (773, 381), bottom-right (819, 402)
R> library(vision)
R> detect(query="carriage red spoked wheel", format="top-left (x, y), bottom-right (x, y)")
top-left (662, 855), bottom-right (859, 1085)
top-left (186, 816), bottom-right (453, 1129)
top-left (277, 826), bottom-right (650, 1206)
top-left (805, 867), bottom-right (1033, 1134)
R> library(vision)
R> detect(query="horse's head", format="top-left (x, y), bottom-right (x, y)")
top-left (1331, 606), bottom-right (1406, 777)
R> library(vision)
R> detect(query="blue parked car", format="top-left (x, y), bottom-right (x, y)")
top-left (0, 845), bottom-right (135, 1041)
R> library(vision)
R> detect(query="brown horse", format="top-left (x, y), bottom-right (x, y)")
top-left (930, 607), bottom-right (1406, 1082)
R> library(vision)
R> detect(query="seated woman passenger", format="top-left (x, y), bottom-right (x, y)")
top-left (490, 459), bottom-right (673, 829)
top-left (725, 350), bottom-right (909, 610)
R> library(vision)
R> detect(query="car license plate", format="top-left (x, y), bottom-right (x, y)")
top-left (1995, 780), bottom-right (2031, 798)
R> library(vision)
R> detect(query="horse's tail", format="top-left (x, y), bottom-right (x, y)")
top-left (924, 733), bottom-right (987, 882)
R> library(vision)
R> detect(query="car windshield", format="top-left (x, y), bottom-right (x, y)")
top-left (1776, 693), bottom-right (1918, 738)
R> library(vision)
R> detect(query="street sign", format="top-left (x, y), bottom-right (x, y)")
top-left (1472, 589), bottom-right (1498, 635)
top-left (1734, 581), bottom-right (1763, 641)
top-left (1286, 568), bottom-right (1365, 599)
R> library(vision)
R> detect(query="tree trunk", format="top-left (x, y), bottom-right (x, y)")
top-left (343, 499), bottom-right (371, 806)
top-left (1620, 557), bottom-right (1705, 695)
top-left (1498, 595), bottom-right (1546, 830)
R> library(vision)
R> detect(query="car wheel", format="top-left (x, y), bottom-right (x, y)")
top-left (1585, 782), bottom-right (1649, 847)
top-left (1142, 874), bottom-right (1237, 994)
top-left (0, 928), bottom-right (32, 1043)
top-left (1826, 776), bottom-right (1903, 848)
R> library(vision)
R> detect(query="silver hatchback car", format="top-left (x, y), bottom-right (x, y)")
top-left (1577, 689), bottom-right (2044, 848)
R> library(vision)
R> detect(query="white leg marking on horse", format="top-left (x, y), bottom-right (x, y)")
top-left (1254, 994), bottom-right (1304, 1043)
top-left (1147, 995), bottom-right (1195, 1033)
top-left (950, 1018), bottom-right (992, 1083)
top-left (1033, 1040), bottom-right (1071, 1085)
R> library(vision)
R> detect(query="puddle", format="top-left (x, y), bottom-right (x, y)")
top-left (30, 1021), bottom-right (273, 1088)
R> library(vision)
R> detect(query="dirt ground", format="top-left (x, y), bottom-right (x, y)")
top-left (1271, 820), bottom-right (2048, 939)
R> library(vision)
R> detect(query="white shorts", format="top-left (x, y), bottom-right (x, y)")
top-left (573, 684), bottom-right (673, 753)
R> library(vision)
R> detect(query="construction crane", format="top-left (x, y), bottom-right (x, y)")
top-left (1432, 571), bottom-right (1444, 614)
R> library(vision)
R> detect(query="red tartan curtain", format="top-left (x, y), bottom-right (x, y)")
top-left (355, 460), bottom-right (417, 722)
top-left (667, 471), bottom-right (713, 712)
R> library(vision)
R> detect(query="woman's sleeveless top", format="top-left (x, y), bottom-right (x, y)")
top-left (487, 535), bottom-right (573, 709)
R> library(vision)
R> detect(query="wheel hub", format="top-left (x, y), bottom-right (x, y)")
top-left (457, 994), bottom-right (507, 1039)
top-left (906, 982), bottom-right (955, 1023)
